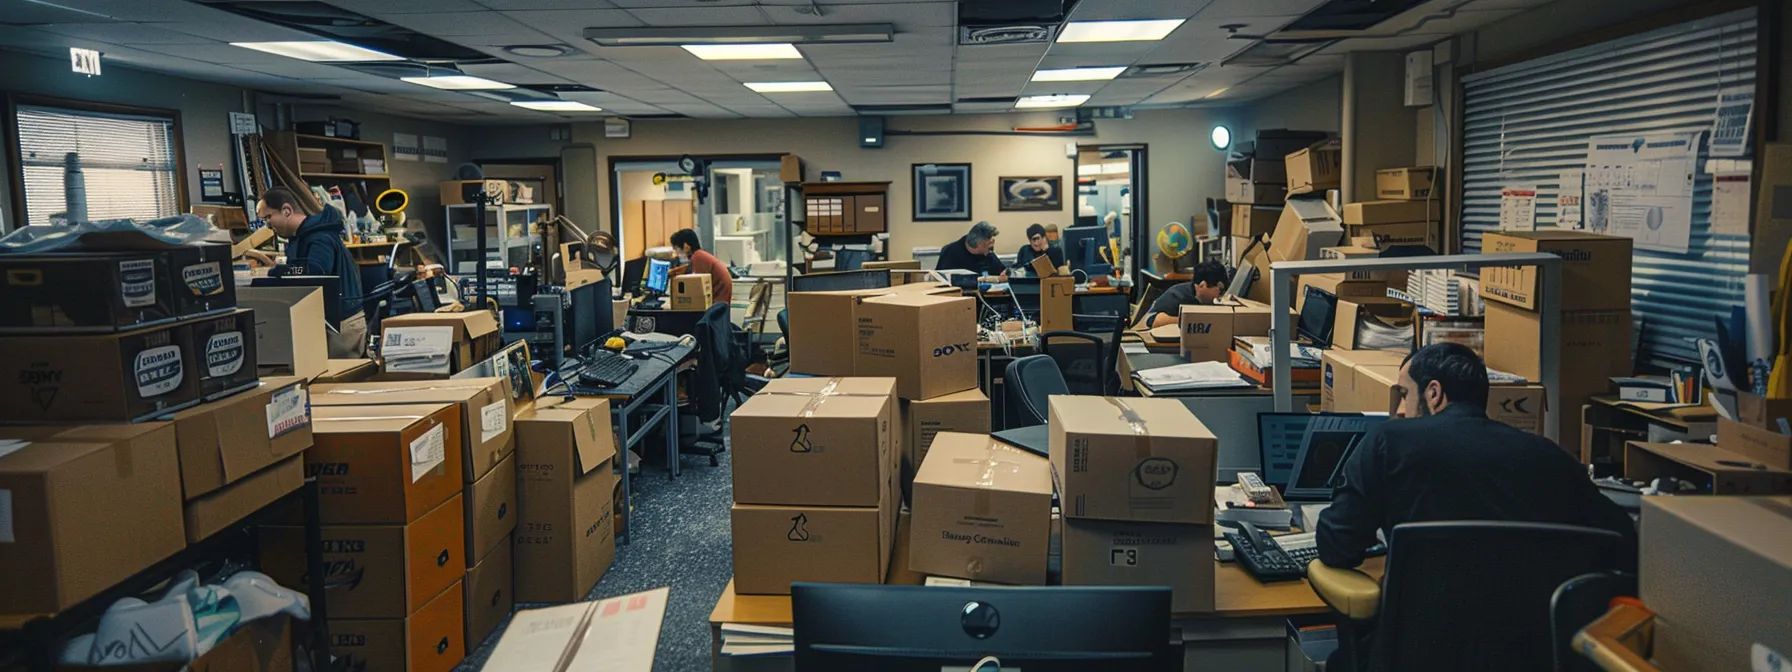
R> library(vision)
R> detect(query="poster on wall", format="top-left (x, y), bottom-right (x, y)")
top-left (1555, 170), bottom-right (1583, 229)
top-left (998, 176), bottom-right (1062, 211)
top-left (1710, 172), bottom-right (1751, 236)
top-left (1709, 86), bottom-right (1753, 158)
top-left (912, 163), bottom-right (971, 221)
top-left (393, 133), bottom-right (420, 162)
top-left (1584, 131), bottom-right (1698, 253)
top-left (1498, 186), bottom-right (1537, 231)
top-left (422, 136), bottom-right (448, 164)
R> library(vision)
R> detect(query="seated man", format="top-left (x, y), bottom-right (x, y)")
top-left (1012, 224), bottom-right (1066, 276)
top-left (247, 187), bottom-right (366, 357)
top-left (669, 228), bottom-right (733, 306)
top-left (935, 221), bottom-right (1007, 280)
top-left (1135, 260), bottom-right (1228, 328)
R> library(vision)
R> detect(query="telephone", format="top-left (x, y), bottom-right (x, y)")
top-left (1224, 523), bottom-right (1318, 583)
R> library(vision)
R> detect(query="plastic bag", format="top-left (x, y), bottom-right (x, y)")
top-left (0, 214), bottom-right (230, 254)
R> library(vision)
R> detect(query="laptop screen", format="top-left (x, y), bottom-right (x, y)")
top-left (1256, 412), bottom-right (1388, 496)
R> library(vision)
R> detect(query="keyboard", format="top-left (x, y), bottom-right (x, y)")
top-left (578, 352), bottom-right (640, 388)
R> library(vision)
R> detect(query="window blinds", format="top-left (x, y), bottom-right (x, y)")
top-left (15, 105), bottom-right (180, 226)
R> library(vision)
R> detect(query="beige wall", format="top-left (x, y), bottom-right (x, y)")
top-left (1343, 52), bottom-right (1419, 202)
top-left (288, 106), bottom-right (472, 233)
top-left (1239, 76), bottom-right (1344, 138)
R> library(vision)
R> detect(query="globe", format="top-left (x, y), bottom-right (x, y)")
top-left (1157, 222), bottom-right (1193, 259)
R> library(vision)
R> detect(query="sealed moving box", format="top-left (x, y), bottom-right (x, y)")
top-left (513, 397), bottom-right (617, 603)
top-left (730, 462), bottom-right (899, 595)
top-left (463, 455), bottom-right (517, 566)
top-left (1178, 298), bottom-right (1276, 363)
top-left (1061, 518), bottom-right (1215, 613)
top-left (786, 288), bottom-right (890, 376)
top-left (730, 381), bottom-right (893, 507)
top-left (311, 378), bottom-right (515, 484)
top-left (855, 293), bottom-right (978, 400)
top-left (0, 320), bottom-right (202, 422)
top-left (670, 273), bottom-right (713, 311)
top-left (308, 403), bottom-right (464, 525)
top-left (464, 535), bottom-right (513, 651)
top-left (1479, 230), bottom-right (1632, 312)
top-left (236, 286), bottom-right (328, 381)
top-left (330, 582), bottom-right (465, 672)
top-left (907, 433), bottom-right (1053, 585)
top-left (184, 455), bottom-right (305, 544)
top-left (262, 493), bottom-right (465, 619)
top-left (168, 376), bottom-right (311, 498)
top-left (1640, 496), bottom-right (1792, 672)
top-left (1376, 166), bottom-right (1437, 200)
top-left (189, 308), bottom-right (258, 401)
top-left (1319, 349), bottom-right (1406, 413)
top-left (900, 389), bottom-right (990, 499)
top-left (1484, 302), bottom-right (1631, 450)
top-left (1050, 396), bottom-right (1219, 524)
top-left (379, 311), bottom-right (502, 377)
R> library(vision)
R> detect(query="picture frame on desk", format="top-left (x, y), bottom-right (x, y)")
top-left (912, 163), bottom-right (971, 221)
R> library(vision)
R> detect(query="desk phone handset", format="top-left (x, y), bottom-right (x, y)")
top-left (1224, 522), bottom-right (1314, 583)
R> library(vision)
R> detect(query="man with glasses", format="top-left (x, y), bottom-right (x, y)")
top-left (1012, 223), bottom-right (1066, 276)
top-left (244, 187), bottom-right (366, 357)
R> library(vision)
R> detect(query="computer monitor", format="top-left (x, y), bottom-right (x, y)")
top-left (1297, 285), bottom-right (1339, 347)
top-left (251, 275), bottom-right (343, 324)
top-left (1061, 225), bottom-right (1112, 278)
top-left (1226, 260), bottom-right (1255, 298)
top-left (792, 583), bottom-right (1177, 672)
top-left (644, 258), bottom-right (673, 294)
top-left (566, 280), bottom-right (607, 353)
top-left (1257, 412), bottom-right (1389, 501)
top-left (790, 269), bottom-right (892, 293)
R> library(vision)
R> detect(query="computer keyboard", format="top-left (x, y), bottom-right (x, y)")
top-left (578, 351), bottom-right (640, 388)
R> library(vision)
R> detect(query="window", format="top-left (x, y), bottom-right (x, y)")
top-left (12, 102), bottom-right (181, 226)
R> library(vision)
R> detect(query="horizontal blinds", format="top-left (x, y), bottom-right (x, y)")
top-left (1460, 10), bottom-right (1754, 366)
top-left (15, 105), bottom-right (179, 226)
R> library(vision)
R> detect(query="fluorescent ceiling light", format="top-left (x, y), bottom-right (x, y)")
top-left (1015, 94), bottom-right (1090, 109)
top-left (588, 24), bottom-right (892, 47)
top-left (1057, 19), bottom-right (1186, 43)
top-left (1032, 66), bottom-right (1126, 82)
top-left (683, 43), bottom-right (802, 60)
top-left (745, 81), bottom-right (833, 93)
top-left (401, 75), bottom-right (515, 91)
top-left (511, 100), bottom-right (603, 112)
top-left (230, 40), bottom-right (402, 62)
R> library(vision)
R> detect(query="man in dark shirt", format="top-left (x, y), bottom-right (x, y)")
top-left (935, 221), bottom-right (1007, 279)
top-left (1136, 260), bottom-right (1228, 328)
top-left (1013, 223), bottom-right (1066, 276)
top-left (1317, 343), bottom-right (1638, 570)
top-left (248, 187), bottom-right (366, 357)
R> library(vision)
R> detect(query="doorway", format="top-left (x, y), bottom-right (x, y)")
top-left (1073, 144), bottom-right (1148, 287)
top-left (608, 155), bottom-right (789, 267)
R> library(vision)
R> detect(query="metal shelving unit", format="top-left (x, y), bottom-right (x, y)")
top-left (444, 203), bottom-right (551, 272)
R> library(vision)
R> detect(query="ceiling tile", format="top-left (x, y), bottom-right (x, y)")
top-left (372, 11), bottom-right (534, 37)
top-left (628, 6), bottom-right (773, 27)
top-left (502, 8), bottom-right (644, 46)
top-left (21, 0), bottom-right (255, 22)
top-left (1196, 0), bottom-right (1328, 19)
top-left (1067, 0), bottom-right (1216, 21)
top-left (766, 2), bottom-right (955, 29)
top-left (323, 0), bottom-right (488, 13)
top-left (458, 62), bottom-right (574, 84)
top-left (475, 0), bottom-right (617, 8)
top-left (1373, 8), bottom-right (1525, 36)
top-left (1315, 34), bottom-right (1446, 55)
top-left (35, 23), bottom-right (214, 45)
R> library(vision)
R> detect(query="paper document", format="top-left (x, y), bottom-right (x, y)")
top-left (1585, 132), bottom-right (1698, 253)
top-left (1134, 361), bottom-right (1252, 391)
top-left (382, 326), bottom-right (454, 374)
top-left (1499, 186), bottom-right (1537, 231)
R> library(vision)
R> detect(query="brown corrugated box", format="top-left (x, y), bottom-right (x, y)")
top-left (1284, 140), bottom-right (1342, 195)
top-left (1483, 302), bottom-right (1630, 449)
top-left (1296, 273), bottom-right (1386, 311)
top-left (513, 397), bottom-right (617, 603)
top-left (1039, 275), bottom-right (1074, 333)
top-left (855, 292), bottom-right (978, 400)
top-left (1268, 198), bottom-right (1344, 263)
top-left (731, 386), bottom-right (892, 507)
top-left (311, 378), bottom-right (514, 484)
top-left (262, 493), bottom-right (465, 619)
top-left (317, 358), bottom-right (378, 384)
top-left (379, 311), bottom-right (502, 376)
top-left (0, 321), bottom-right (202, 422)
top-left (907, 433), bottom-right (1053, 585)
top-left (1319, 349), bottom-right (1405, 413)
top-left (1177, 297), bottom-right (1276, 363)
top-left (168, 376), bottom-right (311, 499)
top-left (308, 403), bottom-right (464, 524)
top-left (787, 288), bottom-right (896, 377)
top-left (1487, 384), bottom-right (1548, 435)
top-left (237, 286), bottom-right (328, 381)
top-left (1640, 496), bottom-right (1792, 672)
top-left (1060, 519), bottom-right (1216, 613)
top-left (1050, 396), bottom-right (1219, 524)
top-left (669, 273), bottom-right (713, 311)
top-left (1331, 298), bottom-right (1412, 350)
top-left (1717, 418), bottom-right (1792, 470)
top-left (730, 460), bottom-right (899, 595)
top-left (1346, 222), bottom-right (1436, 250)
top-left (465, 454), bottom-right (517, 565)
top-left (901, 389), bottom-right (990, 500)
top-left (1375, 166), bottom-right (1436, 200)
top-left (1479, 230), bottom-right (1632, 312)
top-left (464, 534), bottom-right (512, 651)
top-left (185, 455), bottom-right (304, 543)
top-left (0, 431), bottom-right (185, 614)
top-left (1738, 392), bottom-right (1792, 430)
top-left (1320, 246), bottom-right (1402, 284)
top-left (1340, 200), bottom-right (1439, 225)
top-left (330, 582), bottom-right (466, 672)
top-left (1231, 204), bottom-right (1280, 237)
top-left (1624, 442), bottom-right (1792, 495)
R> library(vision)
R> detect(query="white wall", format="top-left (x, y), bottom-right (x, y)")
top-left (288, 106), bottom-right (473, 232)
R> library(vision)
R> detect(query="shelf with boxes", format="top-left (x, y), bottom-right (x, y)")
top-left (272, 132), bottom-right (391, 184)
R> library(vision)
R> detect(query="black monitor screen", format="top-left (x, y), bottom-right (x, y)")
top-left (1297, 285), bottom-right (1338, 347)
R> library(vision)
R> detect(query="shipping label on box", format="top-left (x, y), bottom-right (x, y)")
top-left (261, 493), bottom-right (465, 620)
top-left (908, 434), bottom-right (1053, 585)
top-left (1049, 396), bottom-right (1220, 524)
top-left (731, 381), bottom-right (892, 507)
top-left (855, 293), bottom-right (978, 400)
top-left (1060, 518), bottom-right (1216, 613)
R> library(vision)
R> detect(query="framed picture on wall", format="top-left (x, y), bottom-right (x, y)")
top-left (912, 163), bottom-right (972, 221)
top-left (998, 176), bottom-right (1062, 211)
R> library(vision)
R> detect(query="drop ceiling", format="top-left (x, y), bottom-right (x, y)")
top-left (0, 0), bottom-right (1555, 123)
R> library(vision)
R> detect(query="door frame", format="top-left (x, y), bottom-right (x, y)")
top-left (1071, 143), bottom-right (1149, 288)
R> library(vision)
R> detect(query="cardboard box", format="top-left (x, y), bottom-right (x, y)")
top-left (57, 613), bottom-right (296, 672)
top-left (484, 588), bottom-right (668, 671)
top-left (1060, 519), bottom-right (1216, 613)
top-left (1738, 392), bottom-right (1792, 431)
top-left (1639, 496), bottom-right (1792, 672)
top-left (263, 493), bottom-right (465, 619)
top-left (1178, 298), bottom-right (1274, 362)
top-left (464, 534), bottom-right (512, 651)
top-left (731, 384), bottom-right (892, 507)
top-left (0, 320), bottom-right (203, 423)
top-left (1226, 178), bottom-right (1287, 206)
top-left (1331, 298), bottom-right (1412, 350)
top-left (731, 474), bottom-right (898, 595)
top-left (1488, 384), bottom-right (1548, 435)
top-left (0, 251), bottom-right (182, 332)
top-left (1624, 442), bottom-right (1792, 495)
top-left (168, 376), bottom-right (311, 499)
top-left (1049, 396), bottom-right (1219, 524)
top-left (908, 433), bottom-right (1053, 585)
top-left (669, 273), bottom-right (713, 311)
top-left (312, 378), bottom-right (514, 484)
top-left (0, 432), bottom-right (185, 614)
top-left (1376, 166), bottom-right (1437, 200)
top-left (330, 582), bottom-right (465, 672)
top-left (440, 179), bottom-right (507, 205)
top-left (189, 309), bottom-right (258, 400)
top-left (184, 454), bottom-right (304, 543)
top-left (1226, 156), bottom-right (1287, 184)
top-left (1268, 198), bottom-right (1344, 263)
top-left (855, 293), bottom-right (978, 400)
top-left (1231, 204), bottom-right (1280, 238)
top-left (237, 286), bottom-right (329, 381)
top-left (1296, 273), bottom-right (1387, 312)
top-left (308, 402), bottom-right (464, 525)
top-left (1346, 222), bottom-right (1436, 250)
top-left (465, 454), bottom-right (517, 565)
top-left (1717, 418), bottom-right (1792, 470)
top-left (1039, 276), bottom-right (1074, 333)
top-left (1320, 245), bottom-right (1402, 284)
top-left (1482, 302), bottom-right (1632, 384)
top-left (380, 311), bottom-right (502, 376)
top-left (513, 397), bottom-right (618, 603)
top-left (1479, 230), bottom-right (1632, 312)
top-left (318, 358), bottom-right (378, 384)
top-left (1341, 200), bottom-right (1440, 225)
top-left (1284, 140), bottom-right (1342, 194)
top-left (1320, 349), bottom-right (1406, 412)
top-left (787, 288), bottom-right (895, 376)
top-left (901, 389), bottom-right (991, 496)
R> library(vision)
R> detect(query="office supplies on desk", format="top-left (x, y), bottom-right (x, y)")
top-left (1225, 523), bottom-right (1313, 583)
top-left (577, 350), bottom-right (640, 388)
top-left (1134, 361), bottom-right (1253, 392)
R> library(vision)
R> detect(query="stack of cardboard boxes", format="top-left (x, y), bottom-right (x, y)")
top-left (1051, 396), bottom-right (1221, 612)
top-left (1224, 130), bottom-right (1329, 207)
top-left (908, 432), bottom-right (1053, 585)
top-left (512, 396), bottom-right (619, 604)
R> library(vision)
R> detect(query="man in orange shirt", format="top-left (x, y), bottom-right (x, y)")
top-left (670, 228), bottom-right (733, 306)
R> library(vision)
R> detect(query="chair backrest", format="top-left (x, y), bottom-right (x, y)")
top-left (1375, 522), bottom-right (1625, 672)
top-left (1003, 355), bottom-right (1068, 427)
top-left (777, 308), bottom-right (789, 336)
top-left (1550, 572), bottom-right (1637, 672)
top-left (1040, 330), bottom-right (1107, 395)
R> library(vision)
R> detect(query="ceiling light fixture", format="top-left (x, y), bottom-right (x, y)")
top-left (587, 24), bottom-right (893, 47)
top-left (1210, 125), bottom-right (1232, 151)
top-left (401, 75), bottom-right (515, 91)
top-left (503, 44), bottom-right (572, 58)
top-left (512, 100), bottom-right (603, 112)
top-left (1056, 19), bottom-right (1186, 43)
top-left (1015, 93), bottom-right (1090, 109)
top-left (1204, 87), bottom-right (1230, 99)
top-left (745, 81), bottom-right (833, 93)
top-left (1031, 66), bottom-right (1126, 82)
top-left (683, 43), bottom-right (803, 60)
top-left (230, 40), bottom-right (403, 62)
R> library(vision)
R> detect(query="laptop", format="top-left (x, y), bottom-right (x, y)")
top-left (1256, 412), bottom-right (1389, 502)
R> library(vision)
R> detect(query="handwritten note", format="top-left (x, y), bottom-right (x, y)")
top-left (481, 401), bottom-right (508, 443)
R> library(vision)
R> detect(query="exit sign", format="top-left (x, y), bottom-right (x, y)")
top-left (70, 48), bottom-right (101, 76)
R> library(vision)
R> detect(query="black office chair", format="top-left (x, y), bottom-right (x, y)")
top-left (832, 247), bottom-right (870, 271)
top-left (683, 302), bottom-right (735, 467)
top-left (1002, 354), bottom-right (1068, 427)
top-left (1308, 522), bottom-right (1625, 672)
top-left (1551, 572), bottom-right (1638, 672)
top-left (1039, 330), bottom-right (1107, 396)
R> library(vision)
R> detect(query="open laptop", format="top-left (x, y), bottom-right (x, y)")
top-left (1257, 412), bottom-right (1389, 502)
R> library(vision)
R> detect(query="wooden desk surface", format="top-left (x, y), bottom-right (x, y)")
top-left (708, 557), bottom-right (1386, 626)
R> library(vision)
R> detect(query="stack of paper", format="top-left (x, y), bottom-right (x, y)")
top-left (1234, 336), bottom-right (1323, 370)
top-left (720, 624), bottom-right (794, 658)
top-left (1134, 361), bottom-right (1252, 392)
top-left (1405, 269), bottom-right (1462, 315)
top-left (380, 326), bottom-right (454, 374)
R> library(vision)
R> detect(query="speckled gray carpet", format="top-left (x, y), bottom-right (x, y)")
top-left (457, 433), bottom-right (735, 672)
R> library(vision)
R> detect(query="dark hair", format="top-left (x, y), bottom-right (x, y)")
top-left (669, 228), bottom-right (701, 251)
top-left (1401, 342), bottom-right (1490, 409)
top-left (1190, 260), bottom-right (1228, 288)
top-left (259, 187), bottom-right (302, 213)
top-left (1026, 224), bottom-right (1047, 239)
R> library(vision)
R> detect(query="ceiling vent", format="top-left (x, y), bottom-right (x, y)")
top-left (1122, 63), bottom-right (1207, 78)
top-left (959, 24), bottom-right (1055, 45)
top-left (957, 0), bottom-right (1069, 45)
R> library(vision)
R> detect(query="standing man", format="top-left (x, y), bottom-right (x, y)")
top-left (248, 187), bottom-right (366, 357)
top-left (1013, 223), bottom-right (1066, 276)
top-left (1135, 260), bottom-right (1229, 328)
top-left (935, 221), bottom-right (1007, 279)
top-left (670, 228), bottom-right (733, 306)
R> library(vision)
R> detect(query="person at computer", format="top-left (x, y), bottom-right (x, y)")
top-left (1134, 260), bottom-right (1229, 328)
top-left (242, 187), bottom-right (366, 357)
top-left (934, 221), bottom-right (1007, 280)
top-left (668, 228), bottom-right (732, 306)
top-left (1012, 224), bottom-right (1066, 276)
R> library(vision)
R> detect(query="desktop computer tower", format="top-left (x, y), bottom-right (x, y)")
top-left (501, 279), bottom-right (612, 366)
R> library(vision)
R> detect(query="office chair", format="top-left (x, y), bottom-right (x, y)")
top-left (767, 308), bottom-right (791, 375)
top-left (832, 247), bottom-right (870, 271)
top-left (1550, 572), bottom-right (1637, 672)
top-left (1002, 355), bottom-right (1068, 427)
top-left (1307, 521), bottom-right (1625, 672)
top-left (683, 302), bottom-right (737, 467)
top-left (1039, 330), bottom-right (1108, 396)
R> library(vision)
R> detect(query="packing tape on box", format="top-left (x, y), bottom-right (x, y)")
top-left (314, 415), bottom-right (428, 423)
top-left (1102, 398), bottom-right (1154, 461)
top-left (320, 383), bottom-right (492, 396)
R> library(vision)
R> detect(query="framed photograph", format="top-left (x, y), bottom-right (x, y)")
top-left (912, 163), bottom-right (972, 221)
top-left (998, 175), bottom-right (1063, 211)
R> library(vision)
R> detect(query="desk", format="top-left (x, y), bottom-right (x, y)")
top-left (580, 341), bottom-right (696, 545)
top-left (1124, 350), bottom-right (1318, 400)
